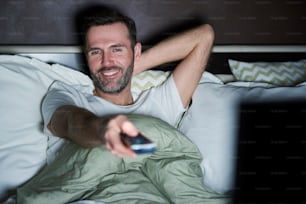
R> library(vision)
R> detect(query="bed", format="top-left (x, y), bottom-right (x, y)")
top-left (1, 45), bottom-right (306, 204)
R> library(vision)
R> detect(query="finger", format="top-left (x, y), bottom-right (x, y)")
top-left (105, 142), bottom-right (112, 151)
top-left (111, 146), bottom-right (136, 158)
top-left (105, 129), bottom-right (137, 158)
top-left (121, 120), bottom-right (138, 137)
top-left (113, 141), bottom-right (137, 157)
top-left (112, 115), bottom-right (138, 137)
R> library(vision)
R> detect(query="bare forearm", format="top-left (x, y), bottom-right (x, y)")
top-left (48, 105), bottom-right (139, 157)
top-left (134, 24), bottom-right (214, 74)
top-left (48, 105), bottom-right (108, 147)
top-left (134, 24), bottom-right (214, 107)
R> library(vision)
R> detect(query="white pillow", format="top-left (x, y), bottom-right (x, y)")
top-left (179, 81), bottom-right (306, 194)
top-left (0, 55), bottom-right (93, 200)
top-left (229, 59), bottom-right (306, 86)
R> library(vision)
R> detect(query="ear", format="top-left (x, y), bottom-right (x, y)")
top-left (134, 42), bottom-right (142, 60)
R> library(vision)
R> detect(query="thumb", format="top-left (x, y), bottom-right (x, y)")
top-left (121, 120), bottom-right (138, 137)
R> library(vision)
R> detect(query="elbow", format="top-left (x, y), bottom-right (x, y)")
top-left (194, 24), bottom-right (215, 56)
top-left (201, 24), bottom-right (215, 44)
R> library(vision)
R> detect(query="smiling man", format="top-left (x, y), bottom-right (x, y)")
top-left (43, 5), bottom-right (214, 158)
top-left (87, 22), bottom-right (140, 103)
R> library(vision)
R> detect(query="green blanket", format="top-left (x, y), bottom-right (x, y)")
top-left (17, 115), bottom-right (231, 204)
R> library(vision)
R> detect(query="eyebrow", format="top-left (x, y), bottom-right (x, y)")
top-left (86, 44), bottom-right (126, 52)
top-left (109, 43), bottom-right (127, 49)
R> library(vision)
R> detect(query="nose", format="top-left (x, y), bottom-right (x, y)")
top-left (101, 51), bottom-right (113, 66)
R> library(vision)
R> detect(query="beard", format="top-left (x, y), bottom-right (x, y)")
top-left (90, 62), bottom-right (134, 94)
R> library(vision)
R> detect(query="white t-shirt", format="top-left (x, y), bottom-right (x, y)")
top-left (42, 75), bottom-right (186, 163)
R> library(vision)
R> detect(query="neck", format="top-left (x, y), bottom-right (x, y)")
top-left (93, 86), bottom-right (134, 106)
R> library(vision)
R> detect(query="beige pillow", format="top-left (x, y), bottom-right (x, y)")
top-left (229, 59), bottom-right (306, 86)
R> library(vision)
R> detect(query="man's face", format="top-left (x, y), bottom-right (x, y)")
top-left (85, 23), bottom-right (135, 94)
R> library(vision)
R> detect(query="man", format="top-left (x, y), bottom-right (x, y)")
top-left (43, 6), bottom-right (214, 158)
top-left (16, 6), bottom-right (228, 204)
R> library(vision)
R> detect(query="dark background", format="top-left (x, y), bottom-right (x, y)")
top-left (0, 0), bottom-right (305, 45)
top-left (0, 1), bottom-right (305, 202)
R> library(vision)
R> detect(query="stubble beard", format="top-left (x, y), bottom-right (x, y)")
top-left (91, 63), bottom-right (134, 94)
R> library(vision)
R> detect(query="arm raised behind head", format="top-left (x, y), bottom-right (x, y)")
top-left (134, 24), bottom-right (215, 108)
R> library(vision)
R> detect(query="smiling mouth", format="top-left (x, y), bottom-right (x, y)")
top-left (98, 67), bottom-right (121, 78)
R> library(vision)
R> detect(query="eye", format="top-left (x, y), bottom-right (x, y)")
top-left (88, 49), bottom-right (101, 56)
top-left (112, 47), bottom-right (123, 53)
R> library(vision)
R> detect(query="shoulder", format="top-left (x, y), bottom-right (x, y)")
top-left (48, 80), bottom-right (94, 93)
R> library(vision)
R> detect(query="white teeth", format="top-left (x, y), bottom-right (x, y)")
top-left (102, 70), bottom-right (118, 76)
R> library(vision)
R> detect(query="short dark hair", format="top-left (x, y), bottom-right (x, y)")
top-left (78, 5), bottom-right (137, 49)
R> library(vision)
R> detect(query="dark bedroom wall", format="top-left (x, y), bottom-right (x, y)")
top-left (0, 0), bottom-right (305, 45)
